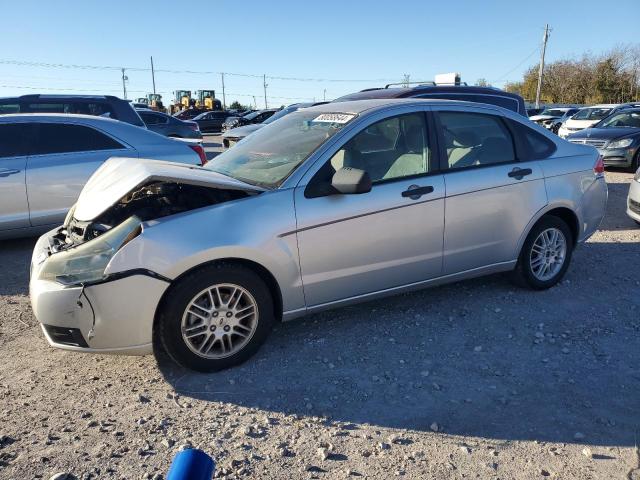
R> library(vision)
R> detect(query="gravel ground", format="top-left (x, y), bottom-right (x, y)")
top-left (0, 159), bottom-right (639, 479)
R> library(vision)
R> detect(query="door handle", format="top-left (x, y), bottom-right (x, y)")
top-left (401, 184), bottom-right (434, 200)
top-left (508, 167), bottom-right (533, 180)
top-left (0, 168), bottom-right (20, 177)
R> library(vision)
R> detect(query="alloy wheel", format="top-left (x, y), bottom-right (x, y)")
top-left (529, 227), bottom-right (567, 282)
top-left (181, 283), bottom-right (259, 359)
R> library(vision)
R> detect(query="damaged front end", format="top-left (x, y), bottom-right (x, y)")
top-left (57, 181), bottom-right (252, 248)
top-left (42, 180), bottom-right (257, 286)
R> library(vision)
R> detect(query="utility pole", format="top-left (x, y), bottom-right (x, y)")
top-left (535, 24), bottom-right (550, 109)
top-left (220, 72), bottom-right (226, 109)
top-left (323, 89), bottom-right (326, 101)
top-left (252, 96), bottom-right (257, 108)
top-left (121, 68), bottom-right (128, 99)
top-left (263, 74), bottom-right (268, 109)
top-left (150, 56), bottom-right (156, 95)
top-left (402, 74), bottom-right (410, 88)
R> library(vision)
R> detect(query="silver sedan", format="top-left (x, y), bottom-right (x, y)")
top-left (0, 113), bottom-right (205, 239)
top-left (29, 99), bottom-right (608, 371)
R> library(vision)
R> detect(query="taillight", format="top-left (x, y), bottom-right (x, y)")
top-left (189, 144), bottom-right (207, 166)
top-left (188, 123), bottom-right (199, 131)
top-left (594, 155), bottom-right (605, 176)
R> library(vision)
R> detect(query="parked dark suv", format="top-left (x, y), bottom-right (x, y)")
top-left (0, 94), bottom-right (145, 127)
top-left (333, 83), bottom-right (527, 116)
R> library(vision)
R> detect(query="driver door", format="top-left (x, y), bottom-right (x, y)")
top-left (294, 110), bottom-right (445, 307)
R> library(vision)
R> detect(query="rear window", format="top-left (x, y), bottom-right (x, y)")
top-left (33, 123), bottom-right (125, 155)
top-left (508, 120), bottom-right (557, 160)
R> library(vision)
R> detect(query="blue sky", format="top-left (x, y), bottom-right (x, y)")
top-left (1, 0), bottom-right (638, 107)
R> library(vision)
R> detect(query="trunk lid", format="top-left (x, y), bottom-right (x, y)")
top-left (73, 157), bottom-right (265, 221)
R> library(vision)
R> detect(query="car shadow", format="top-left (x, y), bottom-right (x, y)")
top-left (156, 236), bottom-right (640, 447)
top-left (598, 179), bottom-right (636, 232)
top-left (0, 237), bottom-right (36, 295)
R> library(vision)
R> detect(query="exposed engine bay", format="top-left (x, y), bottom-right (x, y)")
top-left (52, 181), bottom-right (253, 250)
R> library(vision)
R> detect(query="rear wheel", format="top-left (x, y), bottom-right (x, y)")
top-left (511, 216), bottom-right (573, 290)
top-left (156, 263), bottom-right (275, 372)
top-left (630, 151), bottom-right (640, 173)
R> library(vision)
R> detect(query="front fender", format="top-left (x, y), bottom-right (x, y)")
top-left (105, 188), bottom-right (305, 314)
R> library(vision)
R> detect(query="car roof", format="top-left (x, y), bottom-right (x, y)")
top-left (0, 112), bottom-right (123, 123)
top-left (579, 104), bottom-right (619, 109)
top-left (334, 85), bottom-right (522, 102)
top-left (299, 98), bottom-right (493, 115)
top-left (0, 94), bottom-right (119, 101)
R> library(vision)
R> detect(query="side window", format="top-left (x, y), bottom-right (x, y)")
top-left (33, 124), bottom-right (125, 155)
top-left (328, 113), bottom-right (430, 183)
top-left (140, 112), bottom-right (160, 125)
top-left (508, 120), bottom-right (557, 160)
top-left (141, 113), bottom-right (166, 125)
top-left (0, 124), bottom-right (29, 158)
top-left (438, 111), bottom-right (515, 170)
top-left (0, 103), bottom-right (20, 114)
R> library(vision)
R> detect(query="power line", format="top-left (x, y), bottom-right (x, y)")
top-left (0, 59), bottom-right (398, 83)
top-left (491, 46), bottom-right (540, 84)
top-left (0, 84), bottom-right (315, 101)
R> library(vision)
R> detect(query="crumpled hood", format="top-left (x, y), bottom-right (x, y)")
top-left (222, 124), bottom-right (264, 139)
top-left (73, 157), bottom-right (264, 221)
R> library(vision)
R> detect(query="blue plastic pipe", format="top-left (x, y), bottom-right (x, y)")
top-left (166, 449), bottom-right (215, 480)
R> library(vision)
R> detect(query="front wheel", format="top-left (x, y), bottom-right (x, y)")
top-left (156, 263), bottom-right (275, 372)
top-left (511, 216), bottom-right (573, 290)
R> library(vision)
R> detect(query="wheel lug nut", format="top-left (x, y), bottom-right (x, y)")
top-left (209, 325), bottom-right (216, 332)
top-left (224, 325), bottom-right (230, 332)
top-left (226, 312), bottom-right (232, 318)
top-left (212, 312), bottom-right (218, 317)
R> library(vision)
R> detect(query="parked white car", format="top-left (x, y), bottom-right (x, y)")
top-left (0, 114), bottom-right (207, 239)
top-left (558, 104), bottom-right (619, 138)
top-left (627, 168), bottom-right (640, 225)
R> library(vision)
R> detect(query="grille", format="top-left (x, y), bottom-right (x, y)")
top-left (568, 138), bottom-right (607, 148)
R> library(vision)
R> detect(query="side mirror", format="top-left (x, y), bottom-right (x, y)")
top-left (331, 167), bottom-right (372, 194)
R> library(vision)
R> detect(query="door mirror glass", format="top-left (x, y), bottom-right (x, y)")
top-left (331, 167), bottom-right (372, 194)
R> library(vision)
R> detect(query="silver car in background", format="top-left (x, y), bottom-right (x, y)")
top-left (0, 114), bottom-right (206, 239)
top-left (29, 99), bottom-right (607, 371)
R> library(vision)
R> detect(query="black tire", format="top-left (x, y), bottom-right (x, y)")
top-left (156, 263), bottom-right (275, 372)
top-left (511, 216), bottom-right (574, 290)
top-left (629, 151), bottom-right (640, 174)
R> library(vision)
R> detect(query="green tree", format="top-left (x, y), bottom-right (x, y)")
top-left (229, 100), bottom-right (248, 110)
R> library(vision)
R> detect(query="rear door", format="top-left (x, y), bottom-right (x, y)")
top-left (433, 106), bottom-right (548, 274)
top-left (0, 123), bottom-right (30, 230)
top-left (26, 122), bottom-right (131, 226)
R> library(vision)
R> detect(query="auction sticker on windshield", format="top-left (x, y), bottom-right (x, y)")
top-left (312, 113), bottom-right (355, 124)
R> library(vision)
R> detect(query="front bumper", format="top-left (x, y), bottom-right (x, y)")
top-left (598, 147), bottom-right (636, 167)
top-left (29, 230), bottom-right (170, 355)
top-left (627, 180), bottom-right (640, 223)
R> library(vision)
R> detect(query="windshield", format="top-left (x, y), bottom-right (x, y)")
top-left (597, 110), bottom-right (640, 128)
top-left (540, 109), bottom-right (568, 117)
top-left (262, 105), bottom-right (297, 125)
top-left (244, 111), bottom-right (264, 121)
top-left (206, 110), bottom-right (356, 188)
top-left (572, 107), bottom-right (612, 121)
top-left (193, 112), bottom-right (208, 120)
